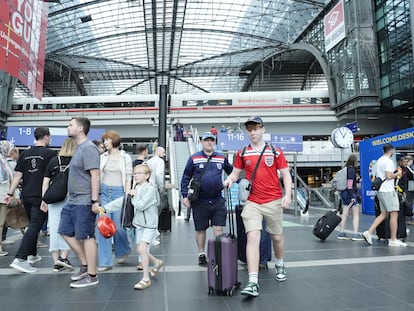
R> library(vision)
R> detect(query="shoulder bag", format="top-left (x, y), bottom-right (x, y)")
top-left (238, 144), bottom-right (267, 202)
top-left (187, 156), bottom-right (212, 202)
top-left (43, 157), bottom-right (70, 204)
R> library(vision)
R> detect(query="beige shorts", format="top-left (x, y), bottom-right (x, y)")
top-left (241, 199), bottom-right (283, 235)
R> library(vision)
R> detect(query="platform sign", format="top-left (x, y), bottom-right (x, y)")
top-left (217, 132), bottom-right (303, 152)
top-left (346, 121), bottom-right (359, 133)
top-left (6, 126), bottom-right (105, 147)
top-left (217, 132), bottom-right (248, 151)
top-left (270, 134), bottom-right (303, 152)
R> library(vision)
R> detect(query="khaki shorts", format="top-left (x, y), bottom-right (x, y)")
top-left (241, 199), bottom-right (283, 235)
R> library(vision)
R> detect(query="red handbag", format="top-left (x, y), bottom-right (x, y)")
top-left (97, 211), bottom-right (117, 239)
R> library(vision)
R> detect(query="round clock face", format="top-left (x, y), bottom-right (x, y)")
top-left (332, 127), bottom-right (354, 148)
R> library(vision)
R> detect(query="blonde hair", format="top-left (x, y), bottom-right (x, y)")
top-left (59, 138), bottom-right (77, 157)
top-left (134, 163), bottom-right (152, 181)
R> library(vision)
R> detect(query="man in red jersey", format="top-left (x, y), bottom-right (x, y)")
top-left (224, 116), bottom-right (292, 297)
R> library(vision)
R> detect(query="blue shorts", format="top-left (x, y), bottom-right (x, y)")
top-left (192, 197), bottom-right (226, 231)
top-left (341, 190), bottom-right (357, 207)
top-left (58, 204), bottom-right (97, 240)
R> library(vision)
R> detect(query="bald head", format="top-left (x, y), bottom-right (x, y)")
top-left (155, 146), bottom-right (166, 158)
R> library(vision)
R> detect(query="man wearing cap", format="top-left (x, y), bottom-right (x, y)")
top-left (181, 132), bottom-right (233, 266)
top-left (224, 116), bottom-right (292, 297)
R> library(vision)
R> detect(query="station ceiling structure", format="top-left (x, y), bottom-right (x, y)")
top-left (16, 0), bottom-right (327, 97)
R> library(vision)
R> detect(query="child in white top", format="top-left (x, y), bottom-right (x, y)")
top-left (102, 164), bottom-right (163, 289)
top-left (131, 164), bottom-right (163, 289)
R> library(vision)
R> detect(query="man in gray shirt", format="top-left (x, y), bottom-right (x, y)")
top-left (59, 117), bottom-right (101, 288)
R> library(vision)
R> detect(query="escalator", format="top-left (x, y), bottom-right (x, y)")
top-left (168, 128), bottom-right (198, 216)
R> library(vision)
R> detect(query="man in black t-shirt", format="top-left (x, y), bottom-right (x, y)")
top-left (5, 127), bottom-right (56, 273)
top-left (132, 144), bottom-right (148, 168)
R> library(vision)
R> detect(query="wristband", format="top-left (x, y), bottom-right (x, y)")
top-left (91, 200), bottom-right (99, 204)
top-left (7, 193), bottom-right (13, 196)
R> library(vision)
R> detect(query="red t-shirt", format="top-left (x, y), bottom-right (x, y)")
top-left (234, 145), bottom-right (289, 204)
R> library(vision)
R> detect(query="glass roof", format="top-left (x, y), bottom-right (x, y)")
top-left (17, 0), bottom-right (327, 96)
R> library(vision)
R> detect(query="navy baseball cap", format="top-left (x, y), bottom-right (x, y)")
top-left (201, 132), bottom-right (216, 141)
top-left (244, 116), bottom-right (263, 126)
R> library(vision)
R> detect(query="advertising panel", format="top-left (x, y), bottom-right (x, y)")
top-left (359, 127), bottom-right (414, 215)
top-left (324, 0), bottom-right (346, 52)
top-left (0, 0), bottom-right (48, 99)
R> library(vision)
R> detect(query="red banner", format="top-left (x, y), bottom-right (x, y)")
top-left (0, 0), bottom-right (48, 99)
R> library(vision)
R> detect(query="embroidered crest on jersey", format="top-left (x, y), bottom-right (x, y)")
top-left (199, 163), bottom-right (204, 169)
top-left (265, 156), bottom-right (274, 167)
top-left (245, 159), bottom-right (251, 166)
top-left (216, 163), bottom-right (222, 170)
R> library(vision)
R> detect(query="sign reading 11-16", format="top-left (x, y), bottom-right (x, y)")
top-left (217, 132), bottom-right (303, 152)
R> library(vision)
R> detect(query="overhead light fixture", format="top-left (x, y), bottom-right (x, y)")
top-left (80, 15), bottom-right (92, 23)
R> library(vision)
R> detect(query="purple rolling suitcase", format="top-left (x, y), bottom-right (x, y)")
top-left (207, 190), bottom-right (239, 296)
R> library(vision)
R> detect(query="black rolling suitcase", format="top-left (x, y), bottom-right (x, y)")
top-left (207, 190), bottom-right (239, 296)
top-left (158, 208), bottom-right (172, 232)
top-left (375, 196), bottom-right (406, 240)
top-left (313, 200), bottom-right (342, 241)
top-left (235, 205), bottom-right (272, 268)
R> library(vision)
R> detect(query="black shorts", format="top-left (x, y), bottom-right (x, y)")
top-left (192, 197), bottom-right (226, 231)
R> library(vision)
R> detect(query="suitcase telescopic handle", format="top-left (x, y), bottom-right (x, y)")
top-left (224, 187), bottom-right (235, 236)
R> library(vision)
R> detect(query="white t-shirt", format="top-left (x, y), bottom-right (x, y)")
top-left (376, 155), bottom-right (395, 192)
top-left (146, 156), bottom-right (165, 190)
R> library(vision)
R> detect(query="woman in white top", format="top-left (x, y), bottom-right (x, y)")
top-left (0, 141), bottom-right (16, 256)
top-left (97, 130), bottom-right (132, 271)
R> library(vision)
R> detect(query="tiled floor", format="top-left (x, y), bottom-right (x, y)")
top-left (2, 208), bottom-right (414, 311)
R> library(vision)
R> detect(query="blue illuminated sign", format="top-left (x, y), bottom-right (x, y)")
top-left (217, 132), bottom-right (303, 152)
top-left (6, 127), bottom-right (105, 147)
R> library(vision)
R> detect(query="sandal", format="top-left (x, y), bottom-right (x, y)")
top-left (136, 262), bottom-right (143, 271)
top-left (150, 259), bottom-right (164, 277)
top-left (134, 279), bottom-right (151, 290)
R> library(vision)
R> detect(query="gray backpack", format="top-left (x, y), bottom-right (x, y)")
top-left (333, 167), bottom-right (348, 191)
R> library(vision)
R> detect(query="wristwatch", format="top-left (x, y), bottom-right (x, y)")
top-left (91, 200), bottom-right (99, 204)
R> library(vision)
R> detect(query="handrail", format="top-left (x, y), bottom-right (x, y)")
top-left (168, 132), bottom-right (180, 215)
top-left (294, 174), bottom-right (334, 210)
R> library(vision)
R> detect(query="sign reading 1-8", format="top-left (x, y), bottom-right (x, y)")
top-left (18, 128), bottom-right (33, 135)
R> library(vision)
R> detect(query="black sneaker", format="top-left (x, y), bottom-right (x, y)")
top-left (198, 254), bottom-right (207, 267)
top-left (53, 264), bottom-right (65, 272)
top-left (57, 257), bottom-right (74, 270)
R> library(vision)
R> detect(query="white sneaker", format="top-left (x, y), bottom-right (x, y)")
top-left (27, 255), bottom-right (42, 264)
top-left (388, 239), bottom-right (407, 247)
top-left (10, 258), bottom-right (38, 273)
top-left (152, 239), bottom-right (160, 246)
top-left (1, 239), bottom-right (15, 245)
top-left (0, 250), bottom-right (8, 256)
top-left (362, 231), bottom-right (372, 245)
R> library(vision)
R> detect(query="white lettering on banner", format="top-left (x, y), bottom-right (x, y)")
top-left (1, 30), bottom-right (21, 53)
top-left (11, 0), bottom-right (34, 44)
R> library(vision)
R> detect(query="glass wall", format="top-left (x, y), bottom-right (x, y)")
top-left (375, 0), bottom-right (414, 110)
